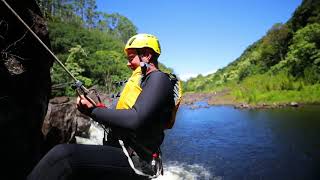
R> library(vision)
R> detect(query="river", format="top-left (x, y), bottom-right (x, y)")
top-left (158, 102), bottom-right (320, 180)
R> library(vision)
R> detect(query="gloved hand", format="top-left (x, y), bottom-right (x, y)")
top-left (76, 95), bottom-right (96, 116)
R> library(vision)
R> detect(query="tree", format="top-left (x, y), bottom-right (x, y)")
top-left (286, 23), bottom-right (320, 80)
top-left (260, 23), bottom-right (291, 68)
top-left (74, 0), bottom-right (85, 20)
top-left (87, 50), bottom-right (130, 92)
top-left (101, 13), bottom-right (137, 43)
top-left (85, 0), bottom-right (98, 28)
top-left (51, 45), bottom-right (92, 96)
top-left (289, 0), bottom-right (320, 31)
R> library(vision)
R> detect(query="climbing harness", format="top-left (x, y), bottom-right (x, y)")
top-left (119, 139), bottom-right (162, 178)
top-left (113, 65), bottom-right (182, 178)
top-left (1, 0), bottom-right (104, 107)
top-left (115, 66), bottom-right (162, 177)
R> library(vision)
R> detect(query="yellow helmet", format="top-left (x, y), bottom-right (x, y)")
top-left (124, 33), bottom-right (161, 55)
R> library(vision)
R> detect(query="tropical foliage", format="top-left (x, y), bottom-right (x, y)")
top-left (36, 0), bottom-right (172, 96)
top-left (185, 0), bottom-right (320, 104)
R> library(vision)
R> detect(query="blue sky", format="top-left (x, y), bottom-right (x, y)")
top-left (96, 0), bottom-right (302, 81)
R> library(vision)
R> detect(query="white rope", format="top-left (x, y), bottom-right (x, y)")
top-left (118, 139), bottom-right (161, 178)
top-left (0, 0), bottom-right (78, 82)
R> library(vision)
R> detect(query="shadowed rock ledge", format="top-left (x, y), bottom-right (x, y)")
top-left (0, 0), bottom-right (52, 178)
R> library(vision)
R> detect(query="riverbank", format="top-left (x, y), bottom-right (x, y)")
top-left (182, 91), bottom-right (308, 109)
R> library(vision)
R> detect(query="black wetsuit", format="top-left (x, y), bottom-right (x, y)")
top-left (27, 71), bottom-right (174, 180)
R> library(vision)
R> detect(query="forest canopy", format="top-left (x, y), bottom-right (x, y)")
top-left (36, 0), bottom-right (173, 96)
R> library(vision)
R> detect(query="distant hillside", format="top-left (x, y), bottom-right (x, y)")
top-left (184, 0), bottom-right (320, 104)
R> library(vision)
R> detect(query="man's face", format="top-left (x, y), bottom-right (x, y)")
top-left (126, 49), bottom-right (140, 70)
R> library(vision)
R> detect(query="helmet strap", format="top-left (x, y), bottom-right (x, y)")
top-left (140, 62), bottom-right (149, 76)
top-left (136, 49), bottom-right (150, 76)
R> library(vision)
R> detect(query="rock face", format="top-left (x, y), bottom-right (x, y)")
top-left (42, 97), bottom-right (91, 147)
top-left (42, 95), bottom-right (114, 146)
top-left (0, 0), bottom-right (52, 178)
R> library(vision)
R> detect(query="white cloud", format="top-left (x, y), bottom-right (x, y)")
top-left (178, 69), bottom-right (217, 81)
top-left (178, 72), bottom-right (199, 81)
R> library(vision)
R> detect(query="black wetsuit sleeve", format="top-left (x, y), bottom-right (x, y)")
top-left (91, 72), bottom-right (172, 131)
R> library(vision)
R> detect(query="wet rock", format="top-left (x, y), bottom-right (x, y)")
top-left (43, 94), bottom-right (114, 146)
top-left (50, 96), bottom-right (69, 104)
top-left (290, 102), bottom-right (299, 107)
top-left (42, 97), bottom-right (91, 146)
top-left (235, 103), bottom-right (250, 109)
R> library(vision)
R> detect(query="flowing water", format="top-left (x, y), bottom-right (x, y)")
top-left (78, 103), bottom-right (320, 179)
top-left (160, 103), bottom-right (320, 180)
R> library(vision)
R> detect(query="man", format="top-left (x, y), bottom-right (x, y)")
top-left (28, 33), bottom-right (175, 179)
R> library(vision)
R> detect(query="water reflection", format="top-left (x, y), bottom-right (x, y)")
top-left (161, 103), bottom-right (320, 179)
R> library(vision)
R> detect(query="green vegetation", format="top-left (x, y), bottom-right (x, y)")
top-left (185, 0), bottom-right (320, 105)
top-left (231, 72), bottom-right (320, 104)
top-left (36, 0), bottom-right (172, 96)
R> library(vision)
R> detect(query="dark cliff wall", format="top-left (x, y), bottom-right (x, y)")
top-left (0, 0), bottom-right (52, 178)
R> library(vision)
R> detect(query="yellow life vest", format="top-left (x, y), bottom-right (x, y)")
top-left (116, 67), bottom-right (182, 129)
top-left (116, 66), bottom-right (143, 109)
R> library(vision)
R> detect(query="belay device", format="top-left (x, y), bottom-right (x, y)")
top-left (1, 0), bottom-right (104, 107)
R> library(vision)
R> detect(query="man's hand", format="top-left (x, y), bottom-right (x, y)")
top-left (76, 95), bottom-right (96, 116)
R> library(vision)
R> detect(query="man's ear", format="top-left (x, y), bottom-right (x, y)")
top-left (143, 49), bottom-right (153, 63)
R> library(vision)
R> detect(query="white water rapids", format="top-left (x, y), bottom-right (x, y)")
top-left (75, 121), bottom-right (217, 180)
